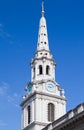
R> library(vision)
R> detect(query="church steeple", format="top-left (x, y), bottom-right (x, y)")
top-left (21, 3), bottom-right (66, 130)
top-left (31, 2), bottom-right (55, 82)
top-left (37, 2), bottom-right (49, 51)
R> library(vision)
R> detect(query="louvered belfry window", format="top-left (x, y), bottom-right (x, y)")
top-left (48, 103), bottom-right (54, 122)
top-left (39, 65), bottom-right (43, 75)
top-left (28, 106), bottom-right (31, 124)
top-left (46, 65), bottom-right (50, 75)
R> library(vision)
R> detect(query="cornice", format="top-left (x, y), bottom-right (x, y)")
top-left (31, 56), bottom-right (56, 66)
top-left (23, 121), bottom-right (48, 130)
top-left (20, 91), bottom-right (66, 107)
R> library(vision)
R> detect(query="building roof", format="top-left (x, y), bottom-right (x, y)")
top-left (42, 103), bottom-right (84, 130)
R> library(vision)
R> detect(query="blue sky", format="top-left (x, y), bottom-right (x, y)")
top-left (0, 0), bottom-right (84, 130)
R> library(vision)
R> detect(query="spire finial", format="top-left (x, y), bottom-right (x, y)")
top-left (42, 1), bottom-right (44, 17)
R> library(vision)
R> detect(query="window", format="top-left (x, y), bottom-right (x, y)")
top-left (46, 65), bottom-right (50, 75)
top-left (48, 103), bottom-right (54, 122)
top-left (33, 67), bottom-right (35, 79)
top-left (28, 106), bottom-right (31, 124)
top-left (44, 42), bottom-right (47, 44)
top-left (39, 65), bottom-right (43, 75)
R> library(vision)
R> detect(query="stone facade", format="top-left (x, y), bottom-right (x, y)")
top-left (20, 3), bottom-right (66, 130)
top-left (42, 103), bottom-right (84, 130)
top-left (20, 2), bottom-right (84, 130)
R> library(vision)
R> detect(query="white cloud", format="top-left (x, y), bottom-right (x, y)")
top-left (0, 82), bottom-right (9, 96)
top-left (13, 92), bottom-right (18, 97)
top-left (0, 81), bottom-right (20, 108)
top-left (7, 92), bottom-right (21, 108)
top-left (0, 23), bottom-right (14, 45)
top-left (0, 23), bottom-right (23, 49)
top-left (7, 95), bottom-right (15, 102)
top-left (0, 27), bottom-right (11, 39)
top-left (0, 23), bottom-right (3, 27)
top-left (0, 120), bottom-right (7, 127)
top-left (0, 82), bottom-right (21, 107)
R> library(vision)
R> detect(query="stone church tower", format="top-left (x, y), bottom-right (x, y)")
top-left (21, 2), bottom-right (66, 130)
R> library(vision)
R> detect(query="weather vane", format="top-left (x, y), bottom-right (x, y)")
top-left (42, 1), bottom-right (45, 16)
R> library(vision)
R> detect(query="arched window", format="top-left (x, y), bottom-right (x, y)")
top-left (48, 103), bottom-right (54, 122)
top-left (28, 106), bottom-right (31, 124)
top-left (39, 65), bottom-right (43, 75)
top-left (46, 65), bottom-right (50, 75)
top-left (33, 67), bottom-right (35, 79)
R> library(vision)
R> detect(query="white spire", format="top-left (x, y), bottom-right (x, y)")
top-left (37, 2), bottom-right (49, 51)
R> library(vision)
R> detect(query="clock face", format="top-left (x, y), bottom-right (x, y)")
top-left (46, 82), bottom-right (55, 92)
top-left (28, 85), bottom-right (32, 93)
